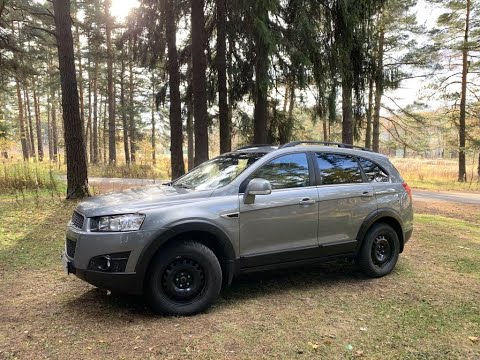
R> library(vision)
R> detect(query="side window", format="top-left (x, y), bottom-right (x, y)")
top-left (253, 153), bottom-right (310, 190)
top-left (316, 153), bottom-right (363, 185)
top-left (358, 158), bottom-right (390, 183)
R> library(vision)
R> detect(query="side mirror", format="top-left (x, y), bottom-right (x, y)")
top-left (243, 178), bottom-right (272, 204)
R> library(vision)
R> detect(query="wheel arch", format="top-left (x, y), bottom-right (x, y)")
top-left (135, 221), bottom-right (236, 291)
top-left (356, 209), bottom-right (405, 253)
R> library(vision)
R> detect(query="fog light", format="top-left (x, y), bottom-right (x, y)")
top-left (97, 256), bottom-right (111, 271)
top-left (88, 252), bottom-right (130, 273)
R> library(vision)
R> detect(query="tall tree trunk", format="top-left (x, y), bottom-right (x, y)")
top-left (216, 0), bottom-right (230, 154)
top-left (192, 0), bottom-right (209, 165)
top-left (186, 83), bottom-right (194, 171)
top-left (365, 76), bottom-right (374, 149)
top-left (477, 152), bottom-right (480, 181)
top-left (105, 0), bottom-right (116, 164)
top-left (166, 0), bottom-right (185, 179)
top-left (128, 40), bottom-right (136, 163)
top-left (120, 51), bottom-right (130, 165)
top-left (103, 93), bottom-right (107, 164)
top-left (341, 81), bottom-right (353, 145)
top-left (75, 22), bottom-right (85, 130)
top-left (323, 118), bottom-right (328, 141)
top-left (150, 73), bottom-right (156, 165)
top-left (86, 55), bottom-right (93, 163)
top-left (372, 18), bottom-right (385, 153)
top-left (53, 0), bottom-right (90, 199)
top-left (15, 78), bottom-right (29, 160)
top-left (458, 0), bottom-right (470, 182)
top-left (24, 86), bottom-right (36, 158)
top-left (227, 37), bottom-right (234, 147)
top-left (51, 89), bottom-right (59, 161)
top-left (48, 52), bottom-right (59, 162)
top-left (253, 5), bottom-right (269, 144)
top-left (283, 85), bottom-right (289, 113)
top-left (47, 82), bottom-right (53, 161)
top-left (32, 77), bottom-right (44, 161)
top-left (93, 56), bottom-right (99, 163)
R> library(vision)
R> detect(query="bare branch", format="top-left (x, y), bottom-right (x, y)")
top-left (24, 24), bottom-right (57, 38)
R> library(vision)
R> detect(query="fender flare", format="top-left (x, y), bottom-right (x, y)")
top-left (356, 208), bottom-right (405, 252)
top-left (135, 221), bottom-right (236, 287)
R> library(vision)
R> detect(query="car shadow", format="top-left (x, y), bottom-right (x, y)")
top-left (63, 261), bottom-right (372, 317)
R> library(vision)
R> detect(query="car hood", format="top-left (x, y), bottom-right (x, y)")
top-left (76, 185), bottom-right (214, 218)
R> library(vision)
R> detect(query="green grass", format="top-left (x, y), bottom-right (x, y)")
top-left (0, 196), bottom-right (479, 359)
top-left (0, 197), bottom-right (74, 270)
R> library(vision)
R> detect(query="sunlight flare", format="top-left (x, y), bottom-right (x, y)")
top-left (110, 0), bottom-right (139, 20)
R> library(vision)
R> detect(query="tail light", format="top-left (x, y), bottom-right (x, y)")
top-left (402, 182), bottom-right (412, 199)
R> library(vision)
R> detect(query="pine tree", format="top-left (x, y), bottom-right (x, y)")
top-left (430, 0), bottom-right (479, 182)
top-left (53, 0), bottom-right (90, 198)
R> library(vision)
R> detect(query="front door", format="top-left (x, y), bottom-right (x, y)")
top-left (239, 153), bottom-right (319, 266)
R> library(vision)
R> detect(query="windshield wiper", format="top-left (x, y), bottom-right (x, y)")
top-left (173, 183), bottom-right (193, 189)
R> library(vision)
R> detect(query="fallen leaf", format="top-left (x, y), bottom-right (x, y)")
top-left (307, 342), bottom-right (319, 351)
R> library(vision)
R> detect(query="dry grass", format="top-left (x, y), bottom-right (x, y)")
top-left (0, 193), bottom-right (479, 359)
top-left (392, 158), bottom-right (480, 191)
top-left (87, 156), bottom-right (174, 181)
top-left (0, 161), bottom-right (65, 196)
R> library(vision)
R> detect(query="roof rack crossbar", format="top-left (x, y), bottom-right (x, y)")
top-left (236, 144), bottom-right (273, 151)
top-left (280, 141), bottom-right (373, 152)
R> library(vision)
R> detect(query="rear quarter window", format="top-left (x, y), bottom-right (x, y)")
top-left (357, 157), bottom-right (390, 183)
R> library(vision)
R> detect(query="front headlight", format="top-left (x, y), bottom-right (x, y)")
top-left (92, 214), bottom-right (145, 232)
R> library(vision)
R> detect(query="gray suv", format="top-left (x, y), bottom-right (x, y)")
top-left (63, 141), bottom-right (413, 315)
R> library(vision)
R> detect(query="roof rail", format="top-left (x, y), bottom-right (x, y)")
top-left (235, 144), bottom-right (273, 151)
top-left (280, 141), bottom-right (373, 152)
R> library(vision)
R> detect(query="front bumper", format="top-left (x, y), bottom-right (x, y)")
top-left (64, 224), bottom-right (156, 295)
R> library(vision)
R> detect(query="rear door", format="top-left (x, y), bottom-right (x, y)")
top-left (314, 153), bottom-right (377, 252)
top-left (357, 157), bottom-right (402, 211)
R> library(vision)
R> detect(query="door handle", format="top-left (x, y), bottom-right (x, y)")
top-left (299, 198), bottom-right (316, 205)
top-left (361, 191), bottom-right (374, 198)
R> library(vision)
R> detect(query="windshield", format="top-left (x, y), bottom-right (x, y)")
top-left (172, 153), bottom-right (264, 190)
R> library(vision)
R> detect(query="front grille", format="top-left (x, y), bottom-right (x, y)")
top-left (66, 238), bottom-right (77, 259)
top-left (71, 211), bottom-right (85, 230)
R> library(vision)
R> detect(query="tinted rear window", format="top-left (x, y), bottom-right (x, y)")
top-left (316, 153), bottom-right (363, 185)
